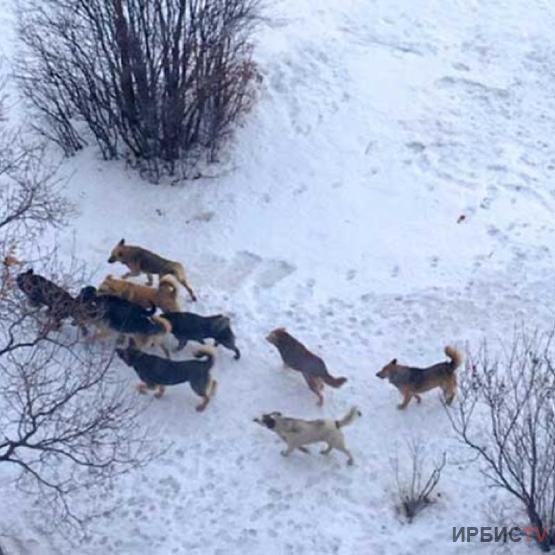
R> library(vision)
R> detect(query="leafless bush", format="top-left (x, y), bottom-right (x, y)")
top-left (0, 95), bottom-right (158, 536)
top-left (445, 331), bottom-right (555, 551)
top-left (16, 0), bottom-right (261, 182)
top-left (393, 438), bottom-right (446, 522)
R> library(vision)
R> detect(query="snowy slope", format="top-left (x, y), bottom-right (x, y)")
top-left (2, 0), bottom-right (555, 553)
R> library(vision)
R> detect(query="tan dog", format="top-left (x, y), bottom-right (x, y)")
top-left (254, 406), bottom-right (362, 465)
top-left (376, 346), bottom-right (463, 409)
top-left (108, 239), bottom-right (196, 301)
top-left (98, 274), bottom-right (180, 313)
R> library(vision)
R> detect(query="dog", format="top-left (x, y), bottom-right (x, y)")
top-left (16, 269), bottom-right (81, 330)
top-left (266, 328), bottom-right (347, 405)
top-left (108, 239), bottom-right (196, 301)
top-left (98, 274), bottom-right (180, 313)
top-left (77, 285), bottom-right (171, 354)
top-left (254, 406), bottom-right (361, 465)
top-left (116, 342), bottom-right (217, 411)
top-left (376, 345), bottom-right (463, 409)
top-left (161, 311), bottom-right (241, 360)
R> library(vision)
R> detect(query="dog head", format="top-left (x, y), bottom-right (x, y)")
top-left (16, 268), bottom-right (34, 284)
top-left (253, 411), bottom-right (283, 430)
top-left (116, 338), bottom-right (140, 365)
top-left (376, 358), bottom-right (398, 379)
top-left (76, 285), bottom-right (98, 304)
top-left (108, 239), bottom-right (126, 263)
top-left (115, 346), bottom-right (133, 365)
top-left (266, 327), bottom-right (286, 346)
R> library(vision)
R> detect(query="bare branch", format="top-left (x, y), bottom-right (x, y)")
top-left (446, 330), bottom-right (555, 551)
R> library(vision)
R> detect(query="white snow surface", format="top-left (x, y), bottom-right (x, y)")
top-left (2, 0), bottom-right (555, 553)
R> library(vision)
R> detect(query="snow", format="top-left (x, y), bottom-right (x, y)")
top-left (2, 0), bottom-right (555, 553)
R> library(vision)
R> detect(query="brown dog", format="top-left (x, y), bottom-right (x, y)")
top-left (108, 239), bottom-right (196, 301)
top-left (98, 274), bottom-right (180, 313)
top-left (266, 328), bottom-right (347, 406)
top-left (376, 346), bottom-right (463, 409)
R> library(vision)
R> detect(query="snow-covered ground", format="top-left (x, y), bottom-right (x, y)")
top-left (2, 0), bottom-right (555, 553)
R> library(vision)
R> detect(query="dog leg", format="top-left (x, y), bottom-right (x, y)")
top-left (220, 338), bottom-right (240, 360)
top-left (154, 385), bottom-right (165, 399)
top-left (414, 394), bottom-right (422, 404)
top-left (444, 386), bottom-right (456, 405)
top-left (305, 375), bottom-right (325, 406)
top-left (146, 273), bottom-right (153, 286)
top-left (281, 445), bottom-right (295, 457)
top-left (443, 376), bottom-right (457, 405)
top-left (122, 270), bottom-right (141, 280)
top-left (195, 379), bottom-right (217, 412)
top-left (161, 343), bottom-right (171, 359)
top-left (175, 339), bottom-right (188, 352)
top-left (298, 446), bottom-right (310, 454)
top-left (330, 436), bottom-right (354, 465)
top-left (320, 444), bottom-right (333, 455)
top-left (397, 388), bottom-right (412, 410)
top-left (338, 446), bottom-right (355, 466)
top-left (136, 382), bottom-right (148, 395)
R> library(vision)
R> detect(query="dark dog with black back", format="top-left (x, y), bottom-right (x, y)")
top-left (77, 286), bottom-right (171, 353)
top-left (162, 311), bottom-right (241, 360)
top-left (116, 341), bottom-right (217, 411)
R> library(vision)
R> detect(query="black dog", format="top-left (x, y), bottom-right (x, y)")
top-left (77, 285), bottom-right (161, 335)
top-left (16, 268), bottom-right (80, 329)
top-left (161, 311), bottom-right (241, 360)
top-left (116, 342), bottom-right (217, 411)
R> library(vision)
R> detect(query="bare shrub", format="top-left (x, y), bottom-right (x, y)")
top-left (446, 331), bottom-right (555, 551)
top-left (393, 438), bottom-right (446, 522)
top-left (16, 0), bottom-right (261, 181)
top-left (0, 89), bottom-right (158, 536)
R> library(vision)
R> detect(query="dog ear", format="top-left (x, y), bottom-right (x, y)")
top-left (26, 268), bottom-right (34, 275)
top-left (118, 238), bottom-right (125, 246)
top-left (391, 358), bottom-right (397, 365)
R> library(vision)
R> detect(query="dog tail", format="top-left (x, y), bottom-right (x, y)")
top-left (321, 374), bottom-right (348, 388)
top-left (335, 406), bottom-right (361, 429)
top-left (445, 345), bottom-right (463, 371)
top-left (159, 274), bottom-right (178, 294)
top-left (193, 345), bottom-right (215, 367)
top-left (152, 315), bottom-right (172, 334)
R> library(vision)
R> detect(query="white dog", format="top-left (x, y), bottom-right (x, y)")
top-left (254, 406), bottom-right (361, 465)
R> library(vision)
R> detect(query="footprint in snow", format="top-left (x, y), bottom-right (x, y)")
top-left (255, 259), bottom-right (296, 289)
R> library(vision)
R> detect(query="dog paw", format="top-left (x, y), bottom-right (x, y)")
top-left (347, 459), bottom-right (354, 466)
